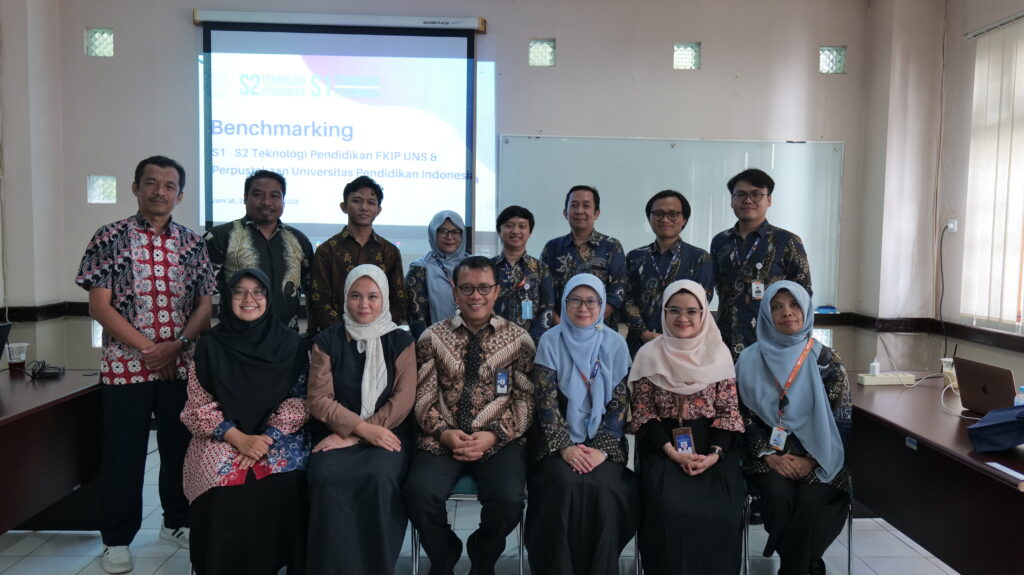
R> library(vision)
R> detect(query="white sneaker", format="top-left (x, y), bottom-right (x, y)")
top-left (101, 545), bottom-right (133, 574)
top-left (160, 524), bottom-right (190, 549)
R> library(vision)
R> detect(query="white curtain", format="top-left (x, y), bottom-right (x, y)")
top-left (961, 18), bottom-right (1024, 332)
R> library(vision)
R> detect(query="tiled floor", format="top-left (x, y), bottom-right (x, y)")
top-left (0, 433), bottom-right (960, 575)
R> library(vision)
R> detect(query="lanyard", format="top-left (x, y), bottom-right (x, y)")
top-left (433, 254), bottom-right (453, 287)
top-left (576, 359), bottom-right (602, 395)
top-left (774, 337), bottom-right (815, 425)
top-left (731, 235), bottom-right (761, 269)
top-left (649, 244), bottom-right (681, 289)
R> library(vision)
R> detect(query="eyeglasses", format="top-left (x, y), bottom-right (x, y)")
top-left (231, 288), bottom-right (268, 301)
top-left (457, 283), bottom-right (496, 296)
top-left (437, 228), bottom-right (463, 239)
top-left (650, 210), bottom-right (684, 221)
top-left (567, 296), bottom-right (603, 309)
top-left (664, 306), bottom-right (702, 319)
top-left (731, 191), bottom-right (767, 203)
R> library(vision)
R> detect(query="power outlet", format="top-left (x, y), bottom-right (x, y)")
top-left (947, 219), bottom-right (958, 233)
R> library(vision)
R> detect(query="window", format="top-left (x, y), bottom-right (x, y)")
top-left (673, 43), bottom-right (701, 70)
top-left (961, 18), bottom-right (1024, 333)
top-left (819, 46), bottom-right (846, 74)
top-left (87, 175), bottom-right (117, 204)
top-left (85, 28), bottom-right (114, 57)
top-left (528, 39), bottom-right (556, 67)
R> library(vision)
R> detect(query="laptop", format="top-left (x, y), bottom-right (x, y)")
top-left (952, 356), bottom-right (1017, 415)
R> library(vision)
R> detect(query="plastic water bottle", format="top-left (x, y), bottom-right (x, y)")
top-left (1015, 386), bottom-right (1024, 407)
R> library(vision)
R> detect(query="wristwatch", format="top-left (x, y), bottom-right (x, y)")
top-left (709, 445), bottom-right (725, 456)
top-left (176, 335), bottom-right (193, 349)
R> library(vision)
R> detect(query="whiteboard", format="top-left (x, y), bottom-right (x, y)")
top-left (491, 135), bottom-right (843, 310)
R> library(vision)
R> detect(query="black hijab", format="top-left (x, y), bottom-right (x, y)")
top-left (194, 268), bottom-right (305, 434)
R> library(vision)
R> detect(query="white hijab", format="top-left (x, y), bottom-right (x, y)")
top-left (342, 264), bottom-right (399, 418)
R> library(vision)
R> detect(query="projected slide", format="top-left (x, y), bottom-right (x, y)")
top-left (205, 29), bottom-right (472, 230)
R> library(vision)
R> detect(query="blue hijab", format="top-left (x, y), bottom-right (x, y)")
top-left (736, 281), bottom-right (844, 482)
top-left (535, 274), bottom-right (631, 443)
top-left (409, 210), bottom-right (468, 323)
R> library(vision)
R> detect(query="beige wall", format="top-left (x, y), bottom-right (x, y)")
top-left (3, 0), bottom-right (1024, 375)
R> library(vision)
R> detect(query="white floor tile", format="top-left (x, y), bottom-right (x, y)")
top-left (452, 503), bottom-right (481, 530)
top-left (144, 466), bottom-right (160, 485)
top-left (0, 532), bottom-right (55, 556)
top-left (892, 530), bottom-right (933, 557)
top-left (852, 518), bottom-right (886, 530)
top-left (153, 556), bottom-right (192, 575)
top-left (851, 530), bottom-right (919, 558)
top-left (129, 529), bottom-right (179, 558)
top-left (142, 484), bottom-right (161, 508)
top-left (31, 532), bottom-right (102, 557)
top-left (745, 556), bottom-right (781, 575)
top-left (0, 556), bottom-right (21, 572)
top-left (926, 556), bottom-right (961, 575)
top-left (141, 509), bottom-right (165, 529)
top-left (824, 555), bottom-right (877, 575)
top-left (0, 555), bottom-right (92, 575)
top-left (77, 556), bottom-right (168, 575)
top-left (874, 518), bottom-right (898, 531)
top-left (862, 556), bottom-right (947, 575)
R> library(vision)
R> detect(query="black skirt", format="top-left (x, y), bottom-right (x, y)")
top-left (525, 453), bottom-right (641, 575)
top-left (306, 441), bottom-right (410, 575)
top-left (190, 469), bottom-right (307, 575)
top-left (638, 450), bottom-right (744, 575)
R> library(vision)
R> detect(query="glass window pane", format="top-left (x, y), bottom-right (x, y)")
top-left (819, 46), bottom-right (846, 74)
top-left (673, 43), bottom-right (701, 70)
top-left (88, 175), bottom-right (117, 204)
top-left (529, 39), bottom-right (556, 67)
top-left (86, 28), bottom-right (114, 58)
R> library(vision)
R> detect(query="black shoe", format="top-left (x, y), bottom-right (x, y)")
top-left (428, 535), bottom-right (463, 575)
top-left (809, 557), bottom-right (826, 575)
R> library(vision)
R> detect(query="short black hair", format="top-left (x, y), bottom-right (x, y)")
top-left (645, 190), bottom-right (692, 221)
top-left (134, 156), bottom-right (185, 192)
top-left (496, 205), bottom-right (535, 232)
top-left (453, 255), bottom-right (498, 286)
top-left (564, 185), bottom-right (600, 211)
top-left (244, 170), bottom-right (286, 197)
top-left (344, 175), bottom-right (384, 203)
top-left (727, 168), bottom-right (775, 195)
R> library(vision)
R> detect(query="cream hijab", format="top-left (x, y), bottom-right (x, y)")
top-left (342, 264), bottom-right (400, 418)
top-left (627, 279), bottom-right (735, 394)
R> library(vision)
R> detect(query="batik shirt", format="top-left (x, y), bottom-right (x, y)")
top-left (309, 226), bottom-right (406, 332)
top-left (414, 314), bottom-right (535, 461)
top-left (710, 220), bottom-right (811, 360)
top-left (75, 213), bottom-right (215, 385)
top-left (204, 217), bottom-right (313, 331)
top-left (491, 253), bottom-right (555, 345)
top-left (740, 345), bottom-right (851, 493)
top-left (623, 239), bottom-right (714, 355)
top-left (540, 230), bottom-right (627, 328)
top-left (532, 366), bottom-right (630, 464)
top-left (181, 361), bottom-right (310, 503)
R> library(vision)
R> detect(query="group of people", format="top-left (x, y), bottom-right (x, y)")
top-left (76, 155), bottom-right (851, 575)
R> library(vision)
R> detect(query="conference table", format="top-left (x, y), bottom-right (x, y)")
top-left (0, 369), bottom-right (101, 533)
top-left (849, 372), bottom-right (1024, 575)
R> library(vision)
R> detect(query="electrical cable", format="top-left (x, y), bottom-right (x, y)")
top-left (939, 224), bottom-right (949, 357)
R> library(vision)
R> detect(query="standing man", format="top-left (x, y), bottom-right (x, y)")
top-left (204, 169), bottom-right (313, 331)
top-left (710, 168), bottom-right (811, 360)
top-left (540, 185), bottom-right (627, 328)
top-left (76, 156), bottom-right (214, 574)
top-left (403, 256), bottom-right (535, 575)
top-left (623, 190), bottom-right (714, 355)
top-left (491, 205), bottom-right (555, 345)
top-left (309, 175), bottom-right (406, 332)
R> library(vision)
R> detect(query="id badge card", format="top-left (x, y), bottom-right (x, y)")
top-left (495, 368), bottom-right (510, 395)
top-left (521, 299), bottom-right (534, 320)
top-left (769, 426), bottom-right (788, 451)
top-left (672, 426), bottom-right (694, 454)
top-left (752, 281), bottom-right (765, 300)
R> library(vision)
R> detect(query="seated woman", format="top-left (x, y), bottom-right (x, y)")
top-left (629, 279), bottom-right (745, 575)
top-left (525, 274), bottom-right (639, 575)
top-left (305, 264), bottom-right (417, 575)
top-left (736, 281), bottom-right (851, 575)
top-left (182, 268), bottom-right (310, 575)
top-left (406, 210), bottom-right (469, 339)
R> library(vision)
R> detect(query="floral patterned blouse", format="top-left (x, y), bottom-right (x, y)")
top-left (740, 345), bottom-right (852, 493)
top-left (532, 365), bottom-right (630, 464)
top-left (181, 361), bottom-right (311, 503)
top-left (630, 377), bottom-right (745, 453)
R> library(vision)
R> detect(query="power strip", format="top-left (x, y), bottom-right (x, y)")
top-left (857, 372), bottom-right (916, 386)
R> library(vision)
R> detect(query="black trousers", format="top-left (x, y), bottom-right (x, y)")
top-left (747, 472), bottom-right (849, 575)
top-left (100, 379), bottom-right (191, 546)
top-left (403, 443), bottom-right (527, 575)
